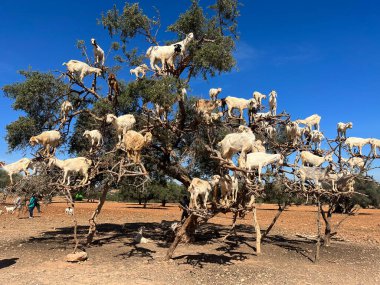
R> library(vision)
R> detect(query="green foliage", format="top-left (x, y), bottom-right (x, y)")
top-left (2, 70), bottom-right (69, 150)
top-left (117, 180), bottom-right (186, 205)
top-left (0, 170), bottom-right (11, 188)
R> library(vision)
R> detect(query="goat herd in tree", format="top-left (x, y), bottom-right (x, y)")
top-left (0, 1), bottom-right (379, 262)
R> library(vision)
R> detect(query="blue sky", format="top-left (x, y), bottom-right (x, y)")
top-left (1, 0), bottom-right (380, 177)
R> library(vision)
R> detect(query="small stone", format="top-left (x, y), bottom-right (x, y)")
top-left (66, 251), bottom-right (88, 262)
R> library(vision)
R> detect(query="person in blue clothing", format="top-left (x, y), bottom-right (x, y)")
top-left (28, 193), bottom-right (37, 218)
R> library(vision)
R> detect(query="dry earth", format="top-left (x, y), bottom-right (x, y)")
top-left (1, 200), bottom-right (380, 285)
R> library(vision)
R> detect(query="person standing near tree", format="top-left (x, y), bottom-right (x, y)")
top-left (28, 193), bottom-right (37, 218)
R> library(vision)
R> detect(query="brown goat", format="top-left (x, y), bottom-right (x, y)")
top-left (108, 73), bottom-right (120, 102)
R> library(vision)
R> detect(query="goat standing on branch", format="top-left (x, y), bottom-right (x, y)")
top-left (29, 130), bottom-right (61, 156)
top-left (106, 114), bottom-right (136, 143)
top-left (48, 157), bottom-right (92, 185)
top-left (107, 73), bottom-right (120, 102)
top-left (83, 130), bottom-right (103, 152)
top-left (269, 90), bottom-right (277, 115)
top-left (188, 176), bottom-right (220, 209)
top-left (91, 38), bottom-right (105, 66)
top-left (0, 158), bottom-right (33, 185)
top-left (209, 88), bottom-right (222, 101)
top-left (295, 114), bottom-right (321, 131)
top-left (146, 32), bottom-right (194, 73)
top-left (217, 126), bottom-right (257, 163)
top-left (130, 64), bottom-right (149, 80)
top-left (60, 101), bottom-right (73, 123)
top-left (122, 130), bottom-right (153, 164)
top-left (63, 60), bottom-right (102, 83)
top-left (337, 122), bottom-right (353, 139)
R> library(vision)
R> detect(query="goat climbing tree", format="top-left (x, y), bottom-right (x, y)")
top-left (1, 0), bottom-right (378, 262)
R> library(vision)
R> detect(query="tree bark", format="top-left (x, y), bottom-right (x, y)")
top-left (165, 214), bottom-right (198, 260)
top-left (163, 163), bottom-right (191, 188)
top-left (315, 200), bottom-right (321, 262)
top-left (320, 204), bottom-right (332, 247)
top-left (85, 182), bottom-right (110, 245)
top-left (252, 205), bottom-right (261, 255)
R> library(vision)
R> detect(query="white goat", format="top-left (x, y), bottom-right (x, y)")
top-left (217, 127), bottom-right (256, 162)
top-left (286, 121), bottom-right (302, 145)
top-left (83, 130), bottom-right (103, 151)
top-left (295, 166), bottom-right (330, 190)
top-left (29, 130), bottom-right (61, 156)
top-left (195, 99), bottom-right (222, 114)
top-left (209, 88), bottom-right (222, 101)
top-left (341, 157), bottom-right (365, 172)
top-left (106, 114), bottom-right (136, 143)
top-left (203, 112), bottom-right (223, 124)
top-left (188, 176), bottom-right (220, 209)
top-left (300, 151), bottom-right (333, 167)
top-left (265, 125), bottom-right (277, 140)
top-left (253, 91), bottom-right (266, 106)
top-left (4, 206), bottom-right (16, 214)
top-left (224, 96), bottom-right (256, 119)
top-left (269, 90), bottom-right (277, 116)
top-left (90, 38), bottom-right (105, 66)
top-left (65, 207), bottom-right (74, 216)
top-left (295, 114), bottom-right (321, 131)
top-left (254, 111), bottom-right (272, 120)
top-left (216, 174), bottom-right (239, 206)
top-left (146, 33), bottom-right (194, 72)
top-left (309, 130), bottom-right (324, 150)
top-left (369, 138), bottom-right (380, 156)
top-left (345, 137), bottom-right (370, 155)
top-left (130, 64), bottom-right (149, 80)
top-left (326, 172), bottom-right (345, 191)
top-left (0, 158), bottom-right (33, 185)
top-left (239, 152), bottom-right (284, 183)
top-left (337, 122), bottom-right (353, 138)
top-left (48, 157), bottom-right (92, 185)
top-left (60, 101), bottom-right (73, 122)
top-left (62, 60), bottom-right (102, 83)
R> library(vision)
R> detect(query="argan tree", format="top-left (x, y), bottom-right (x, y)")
top-left (2, 0), bottom-right (378, 261)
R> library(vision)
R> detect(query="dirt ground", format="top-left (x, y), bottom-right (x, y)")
top-left (1, 200), bottom-right (379, 285)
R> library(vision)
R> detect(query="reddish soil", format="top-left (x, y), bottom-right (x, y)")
top-left (0, 200), bottom-right (379, 285)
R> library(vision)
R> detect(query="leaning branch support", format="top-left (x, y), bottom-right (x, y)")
top-left (85, 181), bottom-right (110, 245)
top-left (165, 214), bottom-right (198, 260)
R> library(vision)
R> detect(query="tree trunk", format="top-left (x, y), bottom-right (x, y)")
top-left (161, 199), bottom-right (166, 207)
top-left (143, 195), bottom-right (147, 208)
top-left (315, 200), bottom-right (321, 262)
top-left (165, 214), bottom-right (198, 260)
top-left (85, 182), bottom-right (110, 245)
top-left (138, 192), bottom-right (142, 205)
top-left (252, 205), bottom-right (261, 255)
top-left (262, 203), bottom-right (287, 240)
top-left (320, 204), bottom-right (332, 247)
top-left (64, 188), bottom-right (79, 253)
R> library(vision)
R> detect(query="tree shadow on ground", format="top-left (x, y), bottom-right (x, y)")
top-left (24, 220), bottom-right (325, 264)
top-left (0, 258), bottom-right (18, 269)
